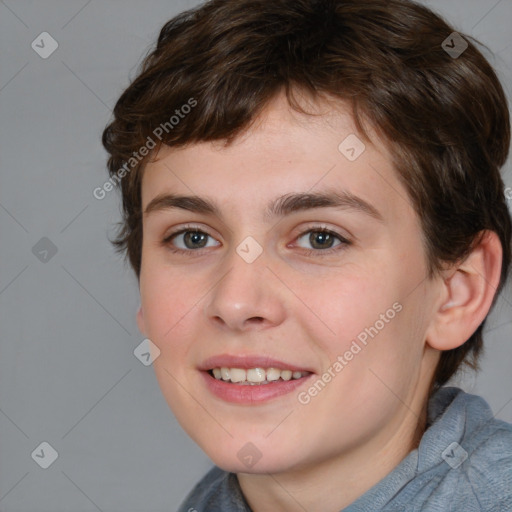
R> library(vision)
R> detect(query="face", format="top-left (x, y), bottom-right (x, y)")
top-left (137, 92), bottom-right (441, 474)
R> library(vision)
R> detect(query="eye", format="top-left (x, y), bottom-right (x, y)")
top-left (295, 229), bottom-right (348, 251)
top-left (165, 229), bottom-right (220, 251)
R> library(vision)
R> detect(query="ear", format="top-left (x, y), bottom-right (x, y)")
top-left (136, 305), bottom-right (146, 335)
top-left (426, 230), bottom-right (503, 351)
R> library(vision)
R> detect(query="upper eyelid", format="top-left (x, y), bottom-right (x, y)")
top-left (296, 228), bottom-right (347, 240)
top-left (156, 210), bottom-right (355, 239)
top-left (164, 228), bottom-right (220, 252)
top-left (164, 223), bottom-right (218, 241)
top-left (150, 214), bottom-right (234, 239)
top-left (292, 229), bottom-right (349, 249)
top-left (172, 230), bottom-right (220, 246)
top-left (292, 223), bottom-right (352, 242)
top-left (164, 223), bottom-right (347, 237)
top-left (164, 225), bottom-right (350, 248)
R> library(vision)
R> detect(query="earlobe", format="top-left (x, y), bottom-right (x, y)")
top-left (136, 305), bottom-right (146, 335)
top-left (426, 231), bottom-right (502, 351)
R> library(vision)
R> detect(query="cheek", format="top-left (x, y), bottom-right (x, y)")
top-left (296, 264), bottom-right (421, 399)
top-left (139, 264), bottom-right (201, 350)
top-left (294, 267), bottom-right (400, 352)
top-left (139, 266), bottom-right (202, 411)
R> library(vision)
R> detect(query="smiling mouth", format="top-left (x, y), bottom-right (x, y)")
top-left (208, 367), bottom-right (312, 385)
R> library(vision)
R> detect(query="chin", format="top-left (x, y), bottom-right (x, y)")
top-left (201, 438), bottom-right (307, 474)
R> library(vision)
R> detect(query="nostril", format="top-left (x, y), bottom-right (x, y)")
top-left (208, 314), bottom-right (267, 330)
top-left (247, 316), bottom-right (265, 324)
top-left (210, 316), bottom-right (229, 329)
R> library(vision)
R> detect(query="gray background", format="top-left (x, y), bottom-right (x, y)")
top-left (0, 1), bottom-right (511, 510)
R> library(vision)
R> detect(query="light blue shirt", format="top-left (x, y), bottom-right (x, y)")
top-left (177, 387), bottom-right (512, 511)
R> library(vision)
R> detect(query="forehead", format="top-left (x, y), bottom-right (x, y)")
top-left (140, 92), bottom-right (413, 225)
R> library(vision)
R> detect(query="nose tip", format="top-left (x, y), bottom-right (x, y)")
top-left (203, 256), bottom-right (287, 332)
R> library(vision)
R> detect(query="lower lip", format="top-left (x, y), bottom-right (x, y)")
top-left (200, 371), bottom-right (314, 404)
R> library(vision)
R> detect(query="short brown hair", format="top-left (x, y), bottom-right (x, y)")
top-left (102, 0), bottom-right (511, 391)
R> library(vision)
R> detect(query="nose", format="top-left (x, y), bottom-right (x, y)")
top-left (203, 248), bottom-right (287, 332)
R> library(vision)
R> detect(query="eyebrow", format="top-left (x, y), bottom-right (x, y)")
top-left (266, 190), bottom-right (383, 222)
top-left (144, 194), bottom-right (218, 217)
top-left (144, 190), bottom-right (384, 222)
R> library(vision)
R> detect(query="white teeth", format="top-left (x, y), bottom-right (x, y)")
top-left (247, 368), bottom-right (266, 382)
top-left (266, 368), bottom-right (281, 382)
top-left (281, 370), bottom-right (292, 381)
top-left (210, 367), bottom-right (308, 384)
top-left (230, 368), bottom-right (246, 383)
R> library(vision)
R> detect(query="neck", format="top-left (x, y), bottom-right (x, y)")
top-left (238, 386), bottom-right (430, 512)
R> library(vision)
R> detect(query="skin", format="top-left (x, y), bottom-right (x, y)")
top-left (136, 91), bottom-right (502, 512)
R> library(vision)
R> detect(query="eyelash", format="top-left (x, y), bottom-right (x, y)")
top-left (295, 228), bottom-right (351, 256)
top-left (161, 224), bottom-right (213, 255)
top-left (161, 224), bottom-right (351, 257)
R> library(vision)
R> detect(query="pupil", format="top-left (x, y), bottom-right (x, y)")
top-left (310, 231), bottom-right (333, 249)
top-left (185, 231), bottom-right (207, 248)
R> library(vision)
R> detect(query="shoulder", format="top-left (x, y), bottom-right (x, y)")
top-left (177, 466), bottom-right (250, 512)
top-left (428, 390), bottom-right (512, 511)
top-left (458, 416), bottom-right (512, 510)
top-left (393, 388), bottom-right (512, 512)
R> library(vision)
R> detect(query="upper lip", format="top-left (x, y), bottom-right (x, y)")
top-left (198, 354), bottom-right (314, 373)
